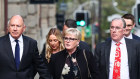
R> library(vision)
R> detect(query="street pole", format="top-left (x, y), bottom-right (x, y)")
top-left (98, 0), bottom-right (102, 43)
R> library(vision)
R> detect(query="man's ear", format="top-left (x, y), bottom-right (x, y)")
top-left (6, 26), bottom-right (9, 33)
top-left (23, 25), bottom-right (26, 32)
top-left (132, 23), bottom-right (135, 28)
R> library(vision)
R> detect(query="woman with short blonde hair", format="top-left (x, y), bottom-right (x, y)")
top-left (50, 28), bottom-right (99, 79)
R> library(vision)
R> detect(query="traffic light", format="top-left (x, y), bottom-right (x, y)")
top-left (137, 4), bottom-right (140, 25)
top-left (56, 14), bottom-right (65, 31)
top-left (75, 11), bottom-right (89, 27)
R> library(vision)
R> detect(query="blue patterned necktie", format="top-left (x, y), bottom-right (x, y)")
top-left (15, 40), bottom-right (20, 70)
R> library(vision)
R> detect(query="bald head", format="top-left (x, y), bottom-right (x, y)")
top-left (9, 15), bottom-right (24, 26)
top-left (8, 15), bottom-right (26, 39)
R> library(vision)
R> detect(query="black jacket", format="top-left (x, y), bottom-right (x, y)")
top-left (49, 47), bottom-right (99, 79)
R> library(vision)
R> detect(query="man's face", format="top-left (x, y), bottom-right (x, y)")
top-left (8, 16), bottom-right (26, 39)
top-left (110, 19), bottom-right (125, 42)
top-left (124, 19), bottom-right (135, 37)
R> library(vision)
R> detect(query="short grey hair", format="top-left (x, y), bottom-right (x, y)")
top-left (112, 18), bottom-right (126, 28)
top-left (64, 28), bottom-right (81, 40)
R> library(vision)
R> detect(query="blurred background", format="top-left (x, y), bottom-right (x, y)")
top-left (0, 0), bottom-right (140, 53)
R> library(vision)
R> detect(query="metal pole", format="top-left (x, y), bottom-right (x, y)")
top-left (98, 0), bottom-right (102, 43)
top-left (4, 0), bottom-right (8, 34)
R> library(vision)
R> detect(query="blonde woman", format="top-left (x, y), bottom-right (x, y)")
top-left (41, 28), bottom-right (65, 63)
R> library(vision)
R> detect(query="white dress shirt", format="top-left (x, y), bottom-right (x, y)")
top-left (9, 34), bottom-right (24, 61)
top-left (125, 33), bottom-right (132, 39)
top-left (109, 37), bottom-right (130, 79)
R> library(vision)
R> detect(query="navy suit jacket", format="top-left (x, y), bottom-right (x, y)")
top-left (0, 34), bottom-right (51, 79)
top-left (94, 38), bottom-right (140, 79)
top-left (132, 34), bottom-right (140, 41)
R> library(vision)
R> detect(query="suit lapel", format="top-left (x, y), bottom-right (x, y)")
top-left (132, 34), bottom-right (136, 39)
top-left (125, 39), bottom-right (132, 71)
top-left (19, 36), bottom-right (29, 69)
top-left (105, 41), bottom-right (111, 77)
top-left (4, 34), bottom-right (16, 69)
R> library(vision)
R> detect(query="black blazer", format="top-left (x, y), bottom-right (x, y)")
top-left (0, 34), bottom-right (51, 79)
top-left (49, 47), bottom-right (99, 79)
top-left (94, 38), bottom-right (140, 79)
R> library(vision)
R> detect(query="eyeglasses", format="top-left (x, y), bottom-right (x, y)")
top-left (110, 26), bottom-right (123, 31)
top-left (63, 37), bottom-right (78, 42)
top-left (126, 24), bottom-right (133, 27)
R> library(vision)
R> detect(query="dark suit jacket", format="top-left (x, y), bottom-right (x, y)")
top-left (94, 38), bottom-right (140, 79)
top-left (0, 34), bottom-right (51, 79)
top-left (132, 34), bottom-right (140, 40)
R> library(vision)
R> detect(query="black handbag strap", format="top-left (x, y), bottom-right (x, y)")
top-left (83, 49), bottom-right (91, 78)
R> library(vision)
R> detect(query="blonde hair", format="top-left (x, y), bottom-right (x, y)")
top-left (45, 28), bottom-right (65, 62)
top-left (63, 28), bottom-right (81, 40)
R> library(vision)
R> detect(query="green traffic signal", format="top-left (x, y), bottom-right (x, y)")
top-left (76, 20), bottom-right (86, 26)
top-left (80, 20), bottom-right (86, 26)
top-left (138, 4), bottom-right (140, 25)
top-left (139, 18), bottom-right (140, 24)
top-left (76, 21), bottom-right (80, 26)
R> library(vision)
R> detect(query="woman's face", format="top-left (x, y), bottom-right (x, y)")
top-left (64, 34), bottom-right (80, 51)
top-left (49, 34), bottom-right (60, 51)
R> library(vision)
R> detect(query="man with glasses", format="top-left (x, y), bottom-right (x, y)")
top-left (122, 14), bottom-right (140, 40)
top-left (106, 14), bottom-right (140, 41)
top-left (94, 18), bottom-right (140, 79)
top-left (63, 19), bottom-right (91, 51)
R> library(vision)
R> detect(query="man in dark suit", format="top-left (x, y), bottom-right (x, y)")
top-left (122, 14), bottom-right (140, 40)
top-left (63, 19), bottom-right (91, 51)
top-left (0, 15), bottom-right (51, 79)
top-left (94, 18), bottom-right (140, 79)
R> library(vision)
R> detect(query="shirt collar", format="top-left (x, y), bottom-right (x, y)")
top-left (112, 37), bottom-right (125, 45)
top-left (9, 34), bottom-right (23, 43)
top-left (125, 33), bottom-right (132, 39)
